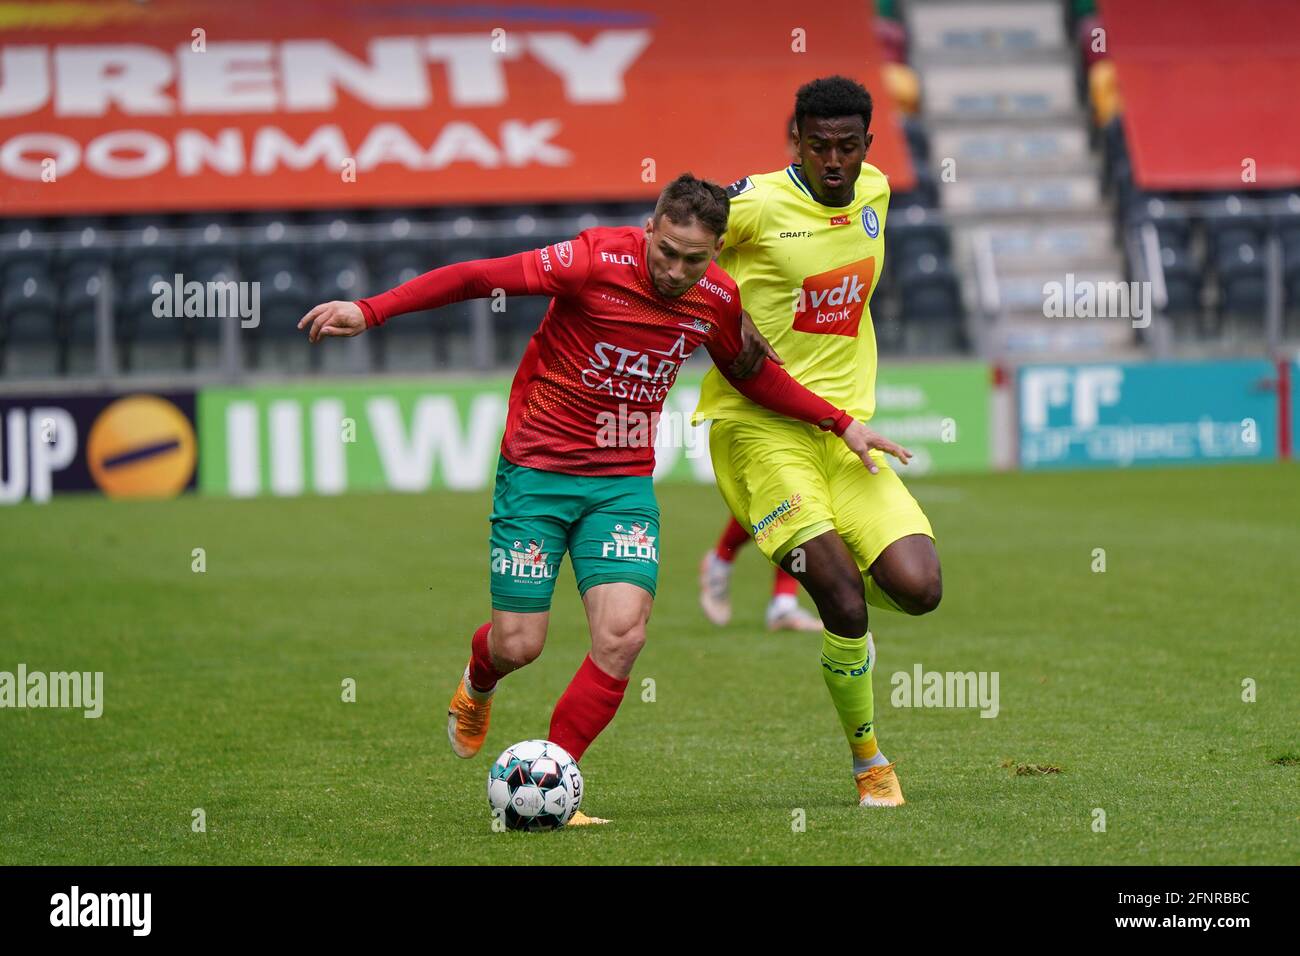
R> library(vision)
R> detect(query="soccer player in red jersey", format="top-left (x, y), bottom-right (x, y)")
top-left (299, 174), bottom-right (911, 824)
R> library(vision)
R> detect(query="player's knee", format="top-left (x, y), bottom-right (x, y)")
top-left (592, 619), bottom-right (646, 671)
top-left (814, 576), bottom-right (868, 637)
top-left (491, 621), bottom-right (546, 671)
top-left (899, 569), bottom-right (942, 616)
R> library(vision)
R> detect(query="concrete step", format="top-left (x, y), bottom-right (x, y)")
top-left (906, 0), bottom-right (1068, 58)
top-left (987, 268), bottom-right (1130, 316)
top-left (927, 122), bottom-right (1091, 176)
top-left (954, 220), bottom-right (1121, 271)
top-left (941, 173), bottom-right (1101, 214)
top-left (979, 317), bottom-right (1142, 358)
top-left (922, 63), bottom-right (1078, 119)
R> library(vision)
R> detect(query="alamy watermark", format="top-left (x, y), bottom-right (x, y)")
top-left (890, 663), bottom-right (999, 718)
top-left (0, 664), bottom-right (103, 718)
top-left (1043, 274), bottom-right (1151, 329)
top-left (50, 886), bottom-right (150, 935)
top-left (595, 404), bottom-right (707, 458)
top-left (153, 274), bottom-right (260, 328)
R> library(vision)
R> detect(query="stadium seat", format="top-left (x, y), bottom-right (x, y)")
top-left (51, 217), bottom-right (114, 273)
top-left (58, 267), bottom-right (109, 375)
top-left (247, 257), bottom-right (315, 372)
top-left (1285, 271), bottom-right (1300, 339)
top-left (186, 260), bottom-right (243, 371)
top-left (1211, 230), bottom-right (1264, 272)
top-left (1205, 193), bottom-right (1267, 265)
top-left (1127, 194), bottom-right (1193, 247)
top-left (176, 212), bottom-right (239, 264)
top-left (901, 116), bottom-right (931, 163)
top-left (308, 254), bottom-right (370, 373)
top-left (888, 216), bottom-right (951, 262)
top-left (1217, 243), bottom-right (1268, 324)
top-left (1, 218), bottom-right (55, 271)
top-left (898, 254), bottom-right (964, 351)
top-left (1156, 245), bottom-right (1201, 317)
top-left (110, 215), bottom-right (169, 264)
top-left (0, 271), bottom-right (61, 376)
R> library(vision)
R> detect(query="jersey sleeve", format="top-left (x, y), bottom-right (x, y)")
top-left (703, 297), bottom-right (853, 436)
top-left (356, 252), bottom-right (533, 327)
top-left (720, 175), bottom-right (762, 254)
top-left (519, 231), bottom-right (595, 299)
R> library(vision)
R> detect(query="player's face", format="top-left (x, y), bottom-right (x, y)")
top-left (794, 115), bottom-right (873, 206)
top-left (643, 215), bottom-right (724, 298)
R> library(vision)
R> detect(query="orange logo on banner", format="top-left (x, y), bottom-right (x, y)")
top-left (86, 395), bottom-right (196, 498)
top-left (793, 258), bottom-right (875, 337)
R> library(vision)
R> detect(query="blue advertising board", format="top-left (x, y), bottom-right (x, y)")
top-left (1018, 360), bottom-right (1278, 469)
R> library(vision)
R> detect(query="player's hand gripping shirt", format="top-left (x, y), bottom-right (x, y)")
top-left (693, 162), bottom-right (890, 427)
top-left (357, 226), bottom-right (852, 477)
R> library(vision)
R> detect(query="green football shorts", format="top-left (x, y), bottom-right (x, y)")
top-left (488, 455), bottom-right (661, 613)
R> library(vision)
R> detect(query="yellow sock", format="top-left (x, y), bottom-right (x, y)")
top-left (865, 573), bottom-right (907, 613)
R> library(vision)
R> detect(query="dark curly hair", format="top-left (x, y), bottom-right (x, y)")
top-left (653, 172), bottom-right (729, 238)
top-left (794, 75), bottom-right (873, 136)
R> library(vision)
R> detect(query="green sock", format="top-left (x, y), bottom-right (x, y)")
top-left (820, 628), bottom-right (880, 769)
top-left (865, 573), bottom-right (907, 613)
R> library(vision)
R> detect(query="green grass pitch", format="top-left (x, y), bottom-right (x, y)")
top-left (1, 463), bottom-right (1296, 865)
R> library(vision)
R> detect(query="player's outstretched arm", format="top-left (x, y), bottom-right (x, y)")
top-left (299, 236), bottom-right (591, 344)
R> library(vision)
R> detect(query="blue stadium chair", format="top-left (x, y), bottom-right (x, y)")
top-left (184, 259), bottom-right (243, 370)
top-left (51, 217), bottom-right (114, 274)
top-left (1210, 228), bottom-right (1263, 270)
top-left (241, 212), bottom-right (297, 268)
top-left (1204, 194), bottom-right (1268, 285)
top-left (1156, 245), bottom-right (1202, 318)
top-left (1102, 116), bottom-right (1129, 188)
top-left (902, 115), bottom-right (931, 163)
top-left (177, 212), bottom-right (239, 263)
top-left (118, 257), bottom-right (189, 373)
top-left (888, 218), bottom-right (951, 263)
top-left (1162, 277), bottom-right (1202, 320)
top-left (0, 218), bottom-right (54, 271)
top-left (247, 257), bottom-right (315, 372)
top-left (366, 241), bottom-right (433, 283)
top-left (903, 167), bottom-right (940, 209)
top-left (297, 212), bottom-right (366, 260)
top-left (110, 215), bottom-right (170, 265)
top-left (1285, 271), bottom-right (1300, 339)
top-left (898, 255), bottom-right (965, 352)
top-left (2, 257), bottom-right (52, 290)
top-left (58, 267), bottom-right (109, 375)
top-left (1126, 193), bottom-right (1193, 247)
top-left (889, 189), bottom-right (929, 212)
top-left (0, 270), bottom-right (60, 376)
top-left (1217, 243), bottom-right (1267, 322)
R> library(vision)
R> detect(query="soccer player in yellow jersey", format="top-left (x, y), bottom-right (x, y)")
top-left (693, 76), bottom-right (942, 807)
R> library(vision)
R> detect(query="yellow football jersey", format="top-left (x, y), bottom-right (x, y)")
top-left (692, 162), bottom-right (889, 425)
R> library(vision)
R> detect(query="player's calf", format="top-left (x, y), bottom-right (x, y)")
top-left (448, 614), bottom-right (547, 759)
top-left (781, 531), bottom-right (870, 638)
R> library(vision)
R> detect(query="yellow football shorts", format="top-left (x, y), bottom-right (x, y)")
top-left (708, 416), bottom-right (934, 570)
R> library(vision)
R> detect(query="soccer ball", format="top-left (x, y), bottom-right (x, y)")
top-left (487, 739), bottom-right (583, 831)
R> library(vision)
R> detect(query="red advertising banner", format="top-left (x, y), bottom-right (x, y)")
top-left (0, 0), bottom-right (913, 214)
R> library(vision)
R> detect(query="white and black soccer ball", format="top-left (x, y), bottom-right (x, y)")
top-left (487, 739), bottom-right (583, 831)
